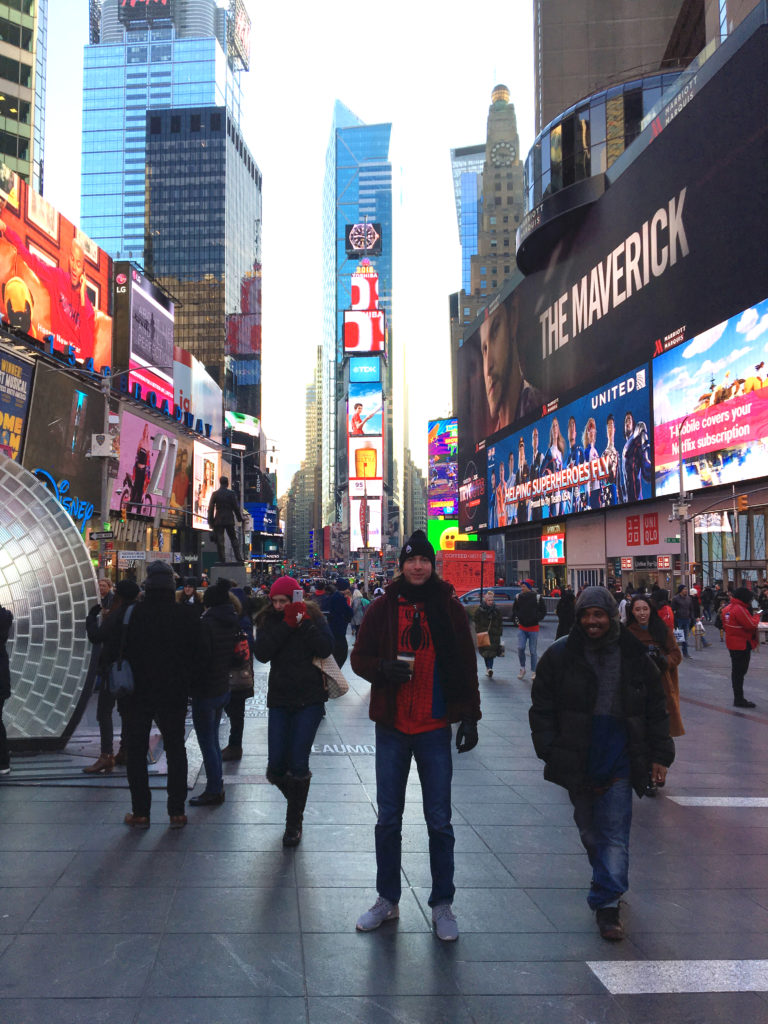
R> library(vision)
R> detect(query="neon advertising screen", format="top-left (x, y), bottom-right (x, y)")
top-left (126, 268), bottom-right (174, 407)
top-left (653, 295), bottom-right (768, 495)
top-left (348, 436), bottom-right (383, 481)
top-left (541, 531), bottom-right (566, 564)
top-left (348, 383), bottom-right (383, 437)
top-left (345, 224), bottom-right (382, 258)
top-left (349, 356), bottom-right (381, 383)
top-left (343, 310), bottom-right (386, 353)
top-left (350, 495), bottom-right (382, 550)
top-left (485, 365), bottom-right (652, 530)
top-left (428, 418), bottom-right (459, 517)
top-left (192, 441), bottom-right (220, 531)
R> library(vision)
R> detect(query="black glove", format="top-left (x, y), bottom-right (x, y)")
top-left (456, 720), bottom-right (478, 754)
top-left (379, 659), bottom-right (413, 685)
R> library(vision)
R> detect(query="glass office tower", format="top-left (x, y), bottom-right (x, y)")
top-left (0, 0), bottom-right (47, 191)
top-left (450, 144), bottom-right (485, 294)
top-left (321, 101), bottom-right (393, 533)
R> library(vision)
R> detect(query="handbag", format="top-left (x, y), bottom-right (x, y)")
top-left (673, 627), bottom-right (685, 644)
top-left (312, 654), bottom-right (349, 698)
top-left (108, 604), bottom-right (135, 699)
top-left (476, 630), bottom-right (490, 647)
top-left (232, 629), bottom-right (250, 666)
top-left (228, 659), bottom-right (254, 692)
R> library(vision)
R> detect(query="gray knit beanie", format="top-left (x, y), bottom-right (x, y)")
top-left (575, 586), bottom-right (620, 622)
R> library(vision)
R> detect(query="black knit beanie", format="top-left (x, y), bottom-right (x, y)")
top-left (399, 529), bottom-right (436, 570)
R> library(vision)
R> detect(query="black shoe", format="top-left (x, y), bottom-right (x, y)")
top-left (189, 790), bottom-right (226, 806)
top-left (282, 824), bottom-right (302, 847)
top-left (221, 745), bottom-right (242, 761)
top-left (734, 698), bottom-right (756, 708)
top-left (596, 905), bottom-right (624, 941)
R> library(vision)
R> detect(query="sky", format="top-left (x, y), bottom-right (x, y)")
top-left (44, 1), bottom-right (535, 496)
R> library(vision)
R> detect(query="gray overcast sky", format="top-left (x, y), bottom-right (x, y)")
top-left (44, 1), bottom-right (535, 494)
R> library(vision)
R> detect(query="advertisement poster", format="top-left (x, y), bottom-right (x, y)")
top-left (348, 382), bottom-right (383, 436)
top-left (0, 351), bottom-right (33, 460)
top-left (110, 410), bottom-right (176, 518)
top-left (343, 309), bottom-right (386, 353)
top-left (653, 296), bottom-right (768, 494)
top-left (128, 270), bottom-right (174, 405)
top-left (169, 439), bottom-right (193, 522)
top-left (192, 440), bottom-right (219, 530)
top-left (0, 165), bottom-right (112, 368)
top-left (458, 449), bottom-right (487, 535)
top-left (348, 436), bottom-right (382, 480)
top-left (427, 518), bottom-right (466, 552)
top-left (428, 418), bottom-right (458, 517)
top-left (349, 356), bottom-right (381, 383)
top-left (173, 345), bottom-right (223, 443)
top-left (350, 495), bottom-right (382, 550)
top-left (485, 365), bottom-right (652, 530)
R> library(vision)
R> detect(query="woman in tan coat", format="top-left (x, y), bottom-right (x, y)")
top-left (626, 594), bottom-right (683, 794)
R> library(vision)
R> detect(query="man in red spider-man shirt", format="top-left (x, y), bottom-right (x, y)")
top-left (351, 529), bottom-right (481, 942)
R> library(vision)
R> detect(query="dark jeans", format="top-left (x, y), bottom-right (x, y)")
top-left (225, 689), bottom-right (248, 748)
top-left (123, 700), bottom-right (188, 818)
top-left (570, 778), bottom-right (633, 909)
top-left (0, 697), bottom-right (8, 768)
top-left (96, 685), bottom-right (125, 755)
top-left (729, 647), bottom-right (752, 701)
top-left (374, 723), bottom-right (455, 908)
top-left (192, 691), bottom-right (230, 795)
top-left (267, 702), bottom-right (324, 778)
top-left (675, 617), bottom-right (691, 655)
top-left (484, 656), bottom-right (495, 671)
top-left (213, 523), bottom-right (242, 563)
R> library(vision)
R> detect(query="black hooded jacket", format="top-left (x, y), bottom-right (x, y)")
top-left (192, 602), bottom-right (239, 699)
top-left (529, 624), bottom-right (674, 796)
top-left (255, 604), bottom-right (333, 709)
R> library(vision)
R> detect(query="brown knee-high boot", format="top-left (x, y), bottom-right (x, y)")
top-left (283, 773), bottom-right (311, 847)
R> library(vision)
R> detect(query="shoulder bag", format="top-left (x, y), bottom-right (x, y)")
top-left (108, 604), bottom-right (136, 699)
top-left (312, 653), bottom-right (349, 698)
top-left (229, 628), bottom-right (254, 691)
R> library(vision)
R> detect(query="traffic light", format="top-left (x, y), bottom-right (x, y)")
top-left (736, 494), bottom-right (748, 512)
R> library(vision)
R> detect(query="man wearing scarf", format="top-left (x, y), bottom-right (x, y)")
top-left (530, 586), bottom-right (674, 941)
top-left (351, 530), bottom-right (481, 941)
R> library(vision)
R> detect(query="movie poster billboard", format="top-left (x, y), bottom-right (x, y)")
top-left (110, 410), bottom-right (177, 519)
top-left (192, 440), bottom-right (220, 530)
top-left (0, 350), bottom-right (33, 460)
top-left (0, 165), bottom-right (113, 369)
top-left (428, 418), bottom-right (458, 518)
top-left (653, 296), bottom-right (768, 495)
top-left (348, 383), bottom-right (382, 436)
top-left (350, 495), bottom-right (382, 550)
top-left (458, 448), bottom-right (487, 535)
top-left (485, 366), bottom-right (652, 531)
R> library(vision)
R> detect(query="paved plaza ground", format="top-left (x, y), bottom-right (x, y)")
top-left (1, 617), bottom-right (768, 1023)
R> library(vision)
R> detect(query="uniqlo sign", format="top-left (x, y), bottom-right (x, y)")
top-left (643, 513), bottom-right (659, 545)
top-left (626, 515), bottom-right (641, 546)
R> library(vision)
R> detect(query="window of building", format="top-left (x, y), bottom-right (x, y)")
top-left (191, 113), bottom-right (201, 132)
top-left (489, 216), bottom-right (496, 225)
top-left (171, 115), bottom-right (181, 133)
top-left (126, 46), bottom-right (148, 64)
top-left (211, 112), bottom-right (222, 131)
top-left (150, 116), bottom-right (161, 134)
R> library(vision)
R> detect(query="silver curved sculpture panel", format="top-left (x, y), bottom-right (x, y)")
top-left (0, 455), bottom-right (98, 744)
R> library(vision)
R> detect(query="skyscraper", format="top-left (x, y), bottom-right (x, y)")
top-left (81, 0), bottom-right (261, 411)
top-left (449, 144), bottom-right (485, 294)
top-left (321, 101), bottom-right (395, 551)
top-left (0, 0), bottom-right (47, 191)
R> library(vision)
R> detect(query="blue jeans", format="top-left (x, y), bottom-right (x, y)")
top-left (374, 723), bottom-right (455, 907)
top-left (267, 703), bottom-right (325, 778)
top-left (518, 630), bottom-right (538, 671)
top-left (191, 692), bottom-right (230, 796)
top-left (570, 778), bottom-right (633, 909)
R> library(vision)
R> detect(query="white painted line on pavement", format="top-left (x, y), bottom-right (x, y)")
top-left (588, 959), bottom-right (768, 994)
top-left (668, 797), bottom-right (768, 807)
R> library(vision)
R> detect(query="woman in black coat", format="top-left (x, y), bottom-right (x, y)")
top-left (188, 579), bottom-right (239, 808)
top-left (255, 575), bottom-right (333, 846)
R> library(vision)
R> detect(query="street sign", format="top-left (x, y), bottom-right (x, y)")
top-left (664, 536), bottom-right (679, 543)
top-left (90, 530), bottom-right (113, 540)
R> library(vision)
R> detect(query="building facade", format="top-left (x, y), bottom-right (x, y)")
top-left (0, 0), bottom-right (46, 191)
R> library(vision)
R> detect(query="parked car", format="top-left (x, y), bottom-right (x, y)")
top-left (457, 586), bottom-right (522, 624)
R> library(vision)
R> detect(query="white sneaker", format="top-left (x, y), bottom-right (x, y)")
top-left (0, 765), bottom-right (9, 775)
top-left (531, 672), bottom-right (536, 680)
top-left (356, 896), bottom-right (399, 931)
top-left (518, 667), bottom-right (526, 679)
top-left (432, 902), bottom-right (458, 941)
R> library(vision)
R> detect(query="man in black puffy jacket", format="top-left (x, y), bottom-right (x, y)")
top-left (530, 586), bottom-right (674, 941)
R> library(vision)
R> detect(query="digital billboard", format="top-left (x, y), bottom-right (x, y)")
top-left (348, 382), bottom-right (382, 436)
top-left (118, 0), bottom-right (173, 24)
top-left (110, 410), bottom-right (177, 519)
top-left (227, 0), bottom-right (251, 70)
top-left (349, 356), bottom-right (381, 383)
top-left (343, 309), bottom-right (385, 353)
top-left (653, 296), bottom-right (768, 495)
top-left (458, 450), bottom-right (487, 535)
top-left (169, 439), bottom-right (193, 521)
top-left (0, 165), bottom-right (112, 368)
top-left (192, 440), bottom-right (220, 530)
top-left (485, 366), bottom-right (652, 531)
top-left (225, 409), bottom-right (260, 437)
top-left (345, 223), bottom-right (382, 257)
top-left (427, 518), bottom-right (469, 552)
top-left (113, 264), bottom-right (174, 407)
top-left (0, 350), bottom-right (33, 460)
top-left (348, 436), bottom-right (382, 480)
top-left (350, 495), bottom-right (382, 550)
top-left (173, 345), bottom-right (223, 444)
top-left (542, 529), bottom-right (566, 565)
top-left (428, 418), bottom-right (458, 518)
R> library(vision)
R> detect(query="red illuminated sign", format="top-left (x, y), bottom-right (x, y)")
top-left (626, 515), bottom-right (641, 546)
top-left (343, 310), bottom-right (385, 353)
top-left (621, 557), bottom-right (633, 570)
top-left (350, 272), bottom-right (379, 311)
top-left (643, 512), bottom-right (659, 545)
top-left (657, 555), bottom-right (671, 569)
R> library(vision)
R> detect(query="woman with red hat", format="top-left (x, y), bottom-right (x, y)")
top-left (254, 576), bottom-right (334, 846)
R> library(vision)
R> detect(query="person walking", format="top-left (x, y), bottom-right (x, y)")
top-left (555, 587), bottom-right (576, 639)
top-left (474, 589), bottom-right (504, 677)
top-left (319, 577), bottom-right (354, 668)
top-left (189, 579), bottom-right (239, 807)
top-left (122, 561), bottom-right (198, 829)
top-left (530, 586), bottom-right (674, 941)
top-left (83, 579), bottom-right (140, 774)
top-left (177, 577), bottom-right (204, 620)
top-left (0, 601), bottom-right (14, 775)
top-left (512, 578), bottom-right (547, 679)
top-left (671, 585), bottom-right (694, 658)
top-left (207, 475), bottom-right (245, 564)
top-left (221, 586), bottom-right (255, 762)
top-left (723, 587), bottom-right (761, 708)
top-left (255, 576), bottom-right (334, 846)
top-left (701, 585), bottom-right (715, 622)
top-left (351, 530), bottom-right (481, 942)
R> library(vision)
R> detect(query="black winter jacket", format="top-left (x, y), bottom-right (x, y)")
top-left (529, 625), bottom-right (674, 797)
top-left (514, 589), bottom-right (547, 628)
top-left (192, 602), bottom-right (239, 699)
top-left (255, 604), bottom-right (333, 709)
top-left (125, 592), bottom-right (199, 708)
top-left (86, 600), bottom-right (136, 675)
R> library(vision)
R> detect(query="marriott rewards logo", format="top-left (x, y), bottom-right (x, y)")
top-left (539, 189), bottom-right (689, 360)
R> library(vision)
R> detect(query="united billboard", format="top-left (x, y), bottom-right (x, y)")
top-left (653, 295), bottom-right (768, 495)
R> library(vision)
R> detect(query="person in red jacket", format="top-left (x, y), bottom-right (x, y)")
top-left (351, 530), bottom-right (481, 942)
top-left (723, 587), bottom-right (761, 708)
